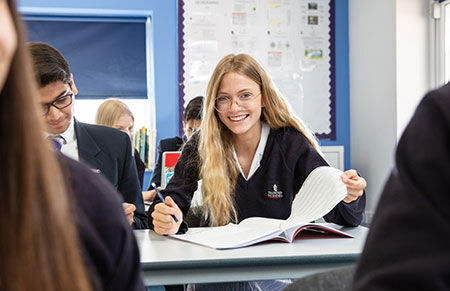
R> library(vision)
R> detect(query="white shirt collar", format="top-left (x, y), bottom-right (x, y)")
top-left (45, 117), bottom-right (75, 142)
top-left (60, 117), bottom-right (76, 145)
top-left (46, 117), bottom-right (79, 161)
top-left (233, 122), bottom-right (270, 181)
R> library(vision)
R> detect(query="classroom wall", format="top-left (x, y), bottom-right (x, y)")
top-left (19, 0), bottom-right (426, 224)
top-left (349, 0), bottom-right (431, 223)
top-left (320, 0), bottom-right (351, 169)
top-left (18, 0), bottom-right (353, 163)
top-left (396, 0), bottom-right (430, 137)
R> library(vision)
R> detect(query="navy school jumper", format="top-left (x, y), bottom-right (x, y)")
top-left (148, 127), bottom-right (365, 232)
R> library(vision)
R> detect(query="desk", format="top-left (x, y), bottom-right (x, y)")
top-left (135, 225), bottom-right (368, 286)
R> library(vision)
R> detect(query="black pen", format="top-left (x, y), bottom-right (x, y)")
top-left (151, 183), bottom-right (178, 222)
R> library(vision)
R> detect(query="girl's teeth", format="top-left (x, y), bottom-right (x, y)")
top-left (230, 115), bottom-right (246, 121)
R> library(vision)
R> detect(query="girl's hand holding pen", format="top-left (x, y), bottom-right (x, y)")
top-left (152, 183), bottom-right (179, 222)
top-left (152, 196), bottom-right (182, 235)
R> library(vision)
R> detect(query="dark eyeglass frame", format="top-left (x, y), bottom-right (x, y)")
top-left (41, 92), bottom-right (74, 115)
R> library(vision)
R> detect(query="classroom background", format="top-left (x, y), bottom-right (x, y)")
top-left (17, 0), bottom-right (445, 225)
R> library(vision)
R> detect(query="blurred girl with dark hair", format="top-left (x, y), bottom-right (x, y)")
top-left (0, 1), bottom-right (145, 290)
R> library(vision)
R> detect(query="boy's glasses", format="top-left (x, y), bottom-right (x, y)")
top-left (41, 93), bottom-right (73, 115)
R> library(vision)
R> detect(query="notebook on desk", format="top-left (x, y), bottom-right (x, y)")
top-left (170, 166), bottom-right (352, 249)
top-left (161, 151), bottom-right (182, 188)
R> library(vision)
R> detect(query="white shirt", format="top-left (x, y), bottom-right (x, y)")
top-left (50, 117), bottom-right (79, 161)
top-left (232, 122), bottom-right (270, 181)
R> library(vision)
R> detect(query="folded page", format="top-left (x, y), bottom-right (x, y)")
top-left (281, 166), bottom-right (347, 230)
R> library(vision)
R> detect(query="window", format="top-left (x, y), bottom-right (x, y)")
top-left (25, 18), bottom-right (148, 99)
top-left (444, 2), bottom-right (450, 83)
top-left (433, 0), bottom-right (450, 87)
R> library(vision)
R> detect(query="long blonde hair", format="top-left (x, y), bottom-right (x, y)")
top-left (95, 98), bottom-right (134, 127)
top-left (199, 53), bottom-right (321, 226)
top-left (0, 0), bottom-right (92, 290)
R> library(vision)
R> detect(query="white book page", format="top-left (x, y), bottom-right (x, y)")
top-left (281, 166), bottom-right (347, 238)
top-left (171, 166), bottom-right (347, 249)
top-left (171, 217), bottom-right (282, 249)
top-left (237, 216), bottom-right (284, 229)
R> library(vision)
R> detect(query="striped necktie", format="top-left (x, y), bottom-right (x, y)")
top-left (49, 135), bottom-right (66, 151)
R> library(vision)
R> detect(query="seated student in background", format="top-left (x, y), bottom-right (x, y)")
top-left (352, 83), bottom-right (450, 290)
top-left (27, 42), bottom-right (148, 229)
top-left (95, 98), bottom-right (146, 189)
top-left (0, 1), bottom-right (145, 290)
top-left (149, 53), bottom-right (366, 234)
top-left (148, 96), bottom-right (204, 201)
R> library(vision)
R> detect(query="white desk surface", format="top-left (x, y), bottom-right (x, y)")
top-left (135, 224), bottom-right (368, 286)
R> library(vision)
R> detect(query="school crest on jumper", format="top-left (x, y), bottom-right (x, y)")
top-left (267, 184), bottom-right (283, 199)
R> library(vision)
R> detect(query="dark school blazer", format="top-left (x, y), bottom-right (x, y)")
top-left (74, 119), bottom-right (148, 229)
top-left (59, 154), bottom-right (146, 291)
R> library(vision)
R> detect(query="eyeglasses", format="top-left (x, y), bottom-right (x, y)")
top-left (41, 93), bottom-right (73, 115)
top-left (214, 92), bottom-right (261, 113)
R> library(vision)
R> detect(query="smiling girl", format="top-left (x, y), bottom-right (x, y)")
top-left (149, 53), bottom-right (366, 234)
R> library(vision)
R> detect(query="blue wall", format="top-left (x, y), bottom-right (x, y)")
top-left (18, 0), bottom-right (350, 169)
top-left (321, 0), bottom-right (351, 170)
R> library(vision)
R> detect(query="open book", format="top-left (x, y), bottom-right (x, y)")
top-left (170, 166), bottom-right (352, 249)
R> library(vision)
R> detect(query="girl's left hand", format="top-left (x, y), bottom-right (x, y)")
top-left (340, 169), bottom-right (366, 203)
